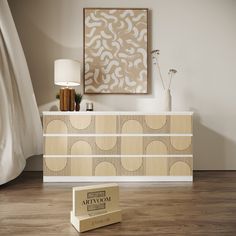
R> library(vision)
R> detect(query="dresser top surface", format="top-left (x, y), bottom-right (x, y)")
top-left (43, 111), bottom-right (193, 116)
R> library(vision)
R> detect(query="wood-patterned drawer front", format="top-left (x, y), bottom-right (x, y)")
top-left (120, 115), bottom-right (168, 134)
top-left (44, 115), bottom-right (192, 134)
top-left (170, 115), bottom-right (192, 133)
top-left (144, 137), bottom-right (192, 155)
top-left (43, 156), bottom-right (192, 177)
top-left (120, 115), bottom-right (192, 134)
top-left (44, 115), bottom-right (119, 134)
top-left (45, 137), bottom-right (119, 156)
top-left (145, 156), bottom-right (192, 176)
top-left (44, 137), bottom-right (69, 155)
top-left (95, 115), bottom-right (118, 133)
top-left (44, 115), bottom-right (94, 134)
top-left (44, 136), bottom-right (192, 156)
top-left (43, 112), bottom-right (193, 181)
top-left (43, 116), bottom-right (69, 134)
top-left (120, 136), bottom-right (192, 155)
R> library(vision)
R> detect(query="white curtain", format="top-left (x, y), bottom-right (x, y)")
top-left (0, 0), bottom-right (43, 185)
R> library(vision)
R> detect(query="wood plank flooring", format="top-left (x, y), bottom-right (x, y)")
top-left (0, 171), bottom-right (236, 235)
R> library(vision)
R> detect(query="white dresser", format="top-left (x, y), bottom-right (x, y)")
top-left (43, 111), bottom-right (193, 182)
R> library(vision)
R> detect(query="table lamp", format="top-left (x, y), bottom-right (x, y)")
top-left (54, 59), bottom-right (81, 111)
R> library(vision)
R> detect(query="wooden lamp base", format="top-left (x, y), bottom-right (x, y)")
top-left (59, 88), bottom-right (75, 111)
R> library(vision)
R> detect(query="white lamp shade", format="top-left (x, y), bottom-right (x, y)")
top-left (54, 59), bottom-right (81, 86)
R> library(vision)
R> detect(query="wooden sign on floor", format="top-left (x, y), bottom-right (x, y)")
top-left (70, 183), bottom-right (122, 232)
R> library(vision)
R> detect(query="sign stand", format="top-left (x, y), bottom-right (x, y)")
top-left (70, 183), bottom-right (122, 232)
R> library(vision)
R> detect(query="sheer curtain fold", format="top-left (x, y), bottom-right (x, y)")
top-left (0, 0), bottom-right (43, 185)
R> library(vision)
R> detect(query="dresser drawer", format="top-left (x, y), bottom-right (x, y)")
top-left (44, 114), bottom-right (192, 134)
top-left (43, 156), bottom-right (192, 177)
top-left (44, 136), bottom-right (192, 155)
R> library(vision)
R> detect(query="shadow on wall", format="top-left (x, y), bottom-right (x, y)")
top-left (193, 113), bottom-right (236, 170)
top-left (8, 0), bottom-right (84, 106)
top-left (21, 23), bottom-right (83, 106)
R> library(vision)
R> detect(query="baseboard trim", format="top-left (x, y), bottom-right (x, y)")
top-left (43, 176), bottom-right (193, 182)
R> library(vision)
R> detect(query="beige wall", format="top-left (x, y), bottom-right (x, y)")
top-left (8, 0), bottom-right (236, 170)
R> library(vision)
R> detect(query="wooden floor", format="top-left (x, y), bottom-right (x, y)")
top-left (1, 172), bottom-right (236, 235)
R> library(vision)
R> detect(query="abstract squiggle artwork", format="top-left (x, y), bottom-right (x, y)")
top-left (83, 8), bottom-right (148, 94)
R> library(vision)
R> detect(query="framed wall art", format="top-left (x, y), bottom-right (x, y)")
top-left (83, 8), bottom-right (148, 94)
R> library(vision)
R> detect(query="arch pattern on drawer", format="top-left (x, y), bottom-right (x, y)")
top-left (95, 162), bottom-right (117, 176)
top-left (96, 137), bottom-right (117, 151)
top-left (44, 158), bottom-right (70, 175)
top-left (70, 115), bottom-right (92, 130)
top-left (46, 120), bottom-right (67, 133)
top-left (121, 120), bottom-right (143, 171)
top-left (70, 140), bottom-right (93, 176)
top-left (144, 115), bottom-right (167, 130)
top-left (45, 158), bottom-right (68, 172)
top-left (95, 115), bottom-right (117, 150)
top-left (71, 140), bottom-right (92, 155)
top-left (45, 136), bottom-right (68, 172)
top-left (121, 119), bottom-right (143, 133)
top-left (145, 140), bottom-right (168, 175)
top-left (146, 140), bottom-right (168, 155)
top-left (170, 136), bottom-right (191, 151)
top-left (169, 161), bottom-right (191, 176)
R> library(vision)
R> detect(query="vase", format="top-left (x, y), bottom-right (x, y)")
top-left (160, 89), bottom-right (172, 111)
top-left (75, 103), bottom-right (80, 111)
